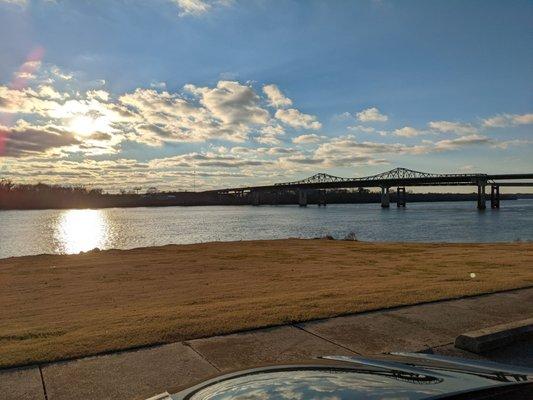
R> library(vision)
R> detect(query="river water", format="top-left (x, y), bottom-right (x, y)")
top-left (1, 200), bottom-right (532, 259)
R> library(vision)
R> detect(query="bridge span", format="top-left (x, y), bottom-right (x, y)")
top-left (210, 168), bottom-right (533, 210)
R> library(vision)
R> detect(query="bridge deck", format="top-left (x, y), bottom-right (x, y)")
top-left (211, 173), bottom-right (533, 194)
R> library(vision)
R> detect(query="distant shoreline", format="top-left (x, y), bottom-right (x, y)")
top-left (0, 192), bottom-right (528, 211)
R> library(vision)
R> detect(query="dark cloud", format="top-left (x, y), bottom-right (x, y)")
top-left (1, 125), bottom-right (80, 157)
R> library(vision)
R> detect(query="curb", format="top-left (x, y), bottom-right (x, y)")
top-left (455, 318), bottom-right (533, 353)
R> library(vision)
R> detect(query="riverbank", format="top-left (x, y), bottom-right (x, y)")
top-left (1, 239), bottom-right (532, 368)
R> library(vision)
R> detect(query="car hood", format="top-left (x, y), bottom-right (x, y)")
top-left (156, 354), bottom-right (533, 400)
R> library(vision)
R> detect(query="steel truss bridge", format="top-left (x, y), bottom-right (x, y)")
top-left (210, 167), bottom-right (533, 209)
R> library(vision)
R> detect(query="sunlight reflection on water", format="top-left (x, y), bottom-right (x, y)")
top-left (54, 209), bottom-right (109, 254)
top-left (1, 200), bottom-right (532, 258)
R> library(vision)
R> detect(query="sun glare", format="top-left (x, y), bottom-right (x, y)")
top-left (54, 209), bottom-right (109, 254)
top-left (69, 115), bottom-right (97, 136)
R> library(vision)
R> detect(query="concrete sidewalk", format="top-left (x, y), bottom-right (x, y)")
top-left (1, 288), bottom-right (532, 400)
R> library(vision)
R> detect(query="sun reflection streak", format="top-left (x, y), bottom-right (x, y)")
top-left (54, 209), bottom-right (108, 254)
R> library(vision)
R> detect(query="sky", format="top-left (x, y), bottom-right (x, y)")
top-left (0, 0), bottom-right (532, 192)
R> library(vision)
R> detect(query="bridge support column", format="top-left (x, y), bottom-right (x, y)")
top-left (298, 189), bottom-right (308, 207)
top-left (491, 185), bottom-right (500, 209)
top-left (381, 186), bottom-right (390, 208)
top-left (318, 190), bottom-right (327, 207)
top-left (477, 184), bottom-right (486, 210)
top-left (251, 191), bottom-right (260, 206)
top-left (396, 187), bottom-right (406, 207)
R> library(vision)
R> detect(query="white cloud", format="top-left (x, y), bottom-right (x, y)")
top-left (257, 124), bottom-right (284, 145)
top-left (292, 134), bottom-right (323, 144)
top-left (433, 134), bottom-right (491, 151)
top-left (482, 113), bottom-right (533, 128)
top-left (393, 126), bottom-right (424, 137)
top-left (172, 0), bottom-right (231, 16)
top-left (0, 0), bottom-right (28, 7)
top-left (355, 107), bottom-right (388, 122)
top-left (186, 80), bottom-right (270, 126)
top-left (491, 139), bottom-right (533, 149)
top-left (332, 112), bottom-right (353, 122)
top-left (50, 66), bottom-right (73, 81)
top-left (150, 81), bottom-right (166, 89)
top-left (275, 108), bottom-right (321, 130)
top-left (1, 72), bottom-right (322, 154)
top-left (262, 84), bottom-right (292, 108)
top-left (2, 63), bottom-right (531, 190)
top-left (428, 120), bottom-right (477, 136)
top-left (120, 81), bottom-right (272, 144)
top-left (513, 113), bottom-right (533, 125)
top-left (348, 125), bottom-right (376, 133)
top-left (151, 152), bottom-right (271, 169)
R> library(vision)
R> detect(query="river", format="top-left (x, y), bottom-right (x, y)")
top-left (1, 200), bottom-right (532, 259)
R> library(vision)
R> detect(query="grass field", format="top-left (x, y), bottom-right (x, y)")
top-left (1, 239), bottom-right (532, 368)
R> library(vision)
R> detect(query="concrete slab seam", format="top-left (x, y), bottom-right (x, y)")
top-left (38, 365), bottom-right (48, 400)
top-left (291, 324), bottom-right (362, 356)
top-left (182, 342), bottom-right (221, 372)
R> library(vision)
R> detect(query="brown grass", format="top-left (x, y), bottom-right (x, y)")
top-left (1, 239), bottom-right (532, 368)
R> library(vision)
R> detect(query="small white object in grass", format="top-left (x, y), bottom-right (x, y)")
top-left (470, 273), bottom-right (476, 279)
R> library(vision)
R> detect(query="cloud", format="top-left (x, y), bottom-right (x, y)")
top-left (150, 151), bottom-right (272, 169)
top-left (257, 124), bottom-right (284, 145)
top-left (491, 139), bottom-right (533, 149)
top-left (1, 72), bottom-right (321, 154)
top-left (186, 80), bottom-right (270, 125)
top-left (262, 84), bottom-right (292, 108)
top-left (482, 113), bottom-right (533, 128)
top-left (355, 107), bottom-right (388, 122)
top-left (393, 126), bottom-right (424, 137)
top-left (433, 134), bottom-right (491, 151)
top-left (0, 122), bottom-right (80, 157)
top-left (275, 108), bottom-right (321, 130)
top-left (2, 63), bottom-right (531, 190)
top-left (315, 136), bottom-right (420, 159)
top-left (119, 81), bottom-right (274, 145)
top-left (150, 81), bottom-right (166, 89)
top-left (348, 125), bottom-right (376, 133)
top-left (332, 112), bottom-right (353, 122)
top-left (428, 120), bottom-right (477, 136)
top-left (172, 0), bottom-right (231, 16)
top-left (0, 0), bottom-right (28, 7)
top-left (49, 66), bottom-right (73, 81)
top-left (292, 134), bottom-right (323, 144)
top-left (313, 133), bottom-right (496, 162)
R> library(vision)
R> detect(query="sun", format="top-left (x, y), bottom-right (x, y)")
top-left (69, 115), bottom-right (97, 136)
top-left (68, 114), bottom-right (113, 137)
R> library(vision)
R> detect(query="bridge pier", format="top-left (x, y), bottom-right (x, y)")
top-left (397, 187), bottom-right (406, 207)
top-left (380, 186), bottom-right (390, 208)
top-left (298, 189), bottom-right (308, 207)
top-left (318, 190), bottom-right (327, 207)
top-left (251, 191), bottom-right (260, 206)
top-left (491, 185), bottom-right (500, 209)
top-left (477, 184), bottom-right (486, 210)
